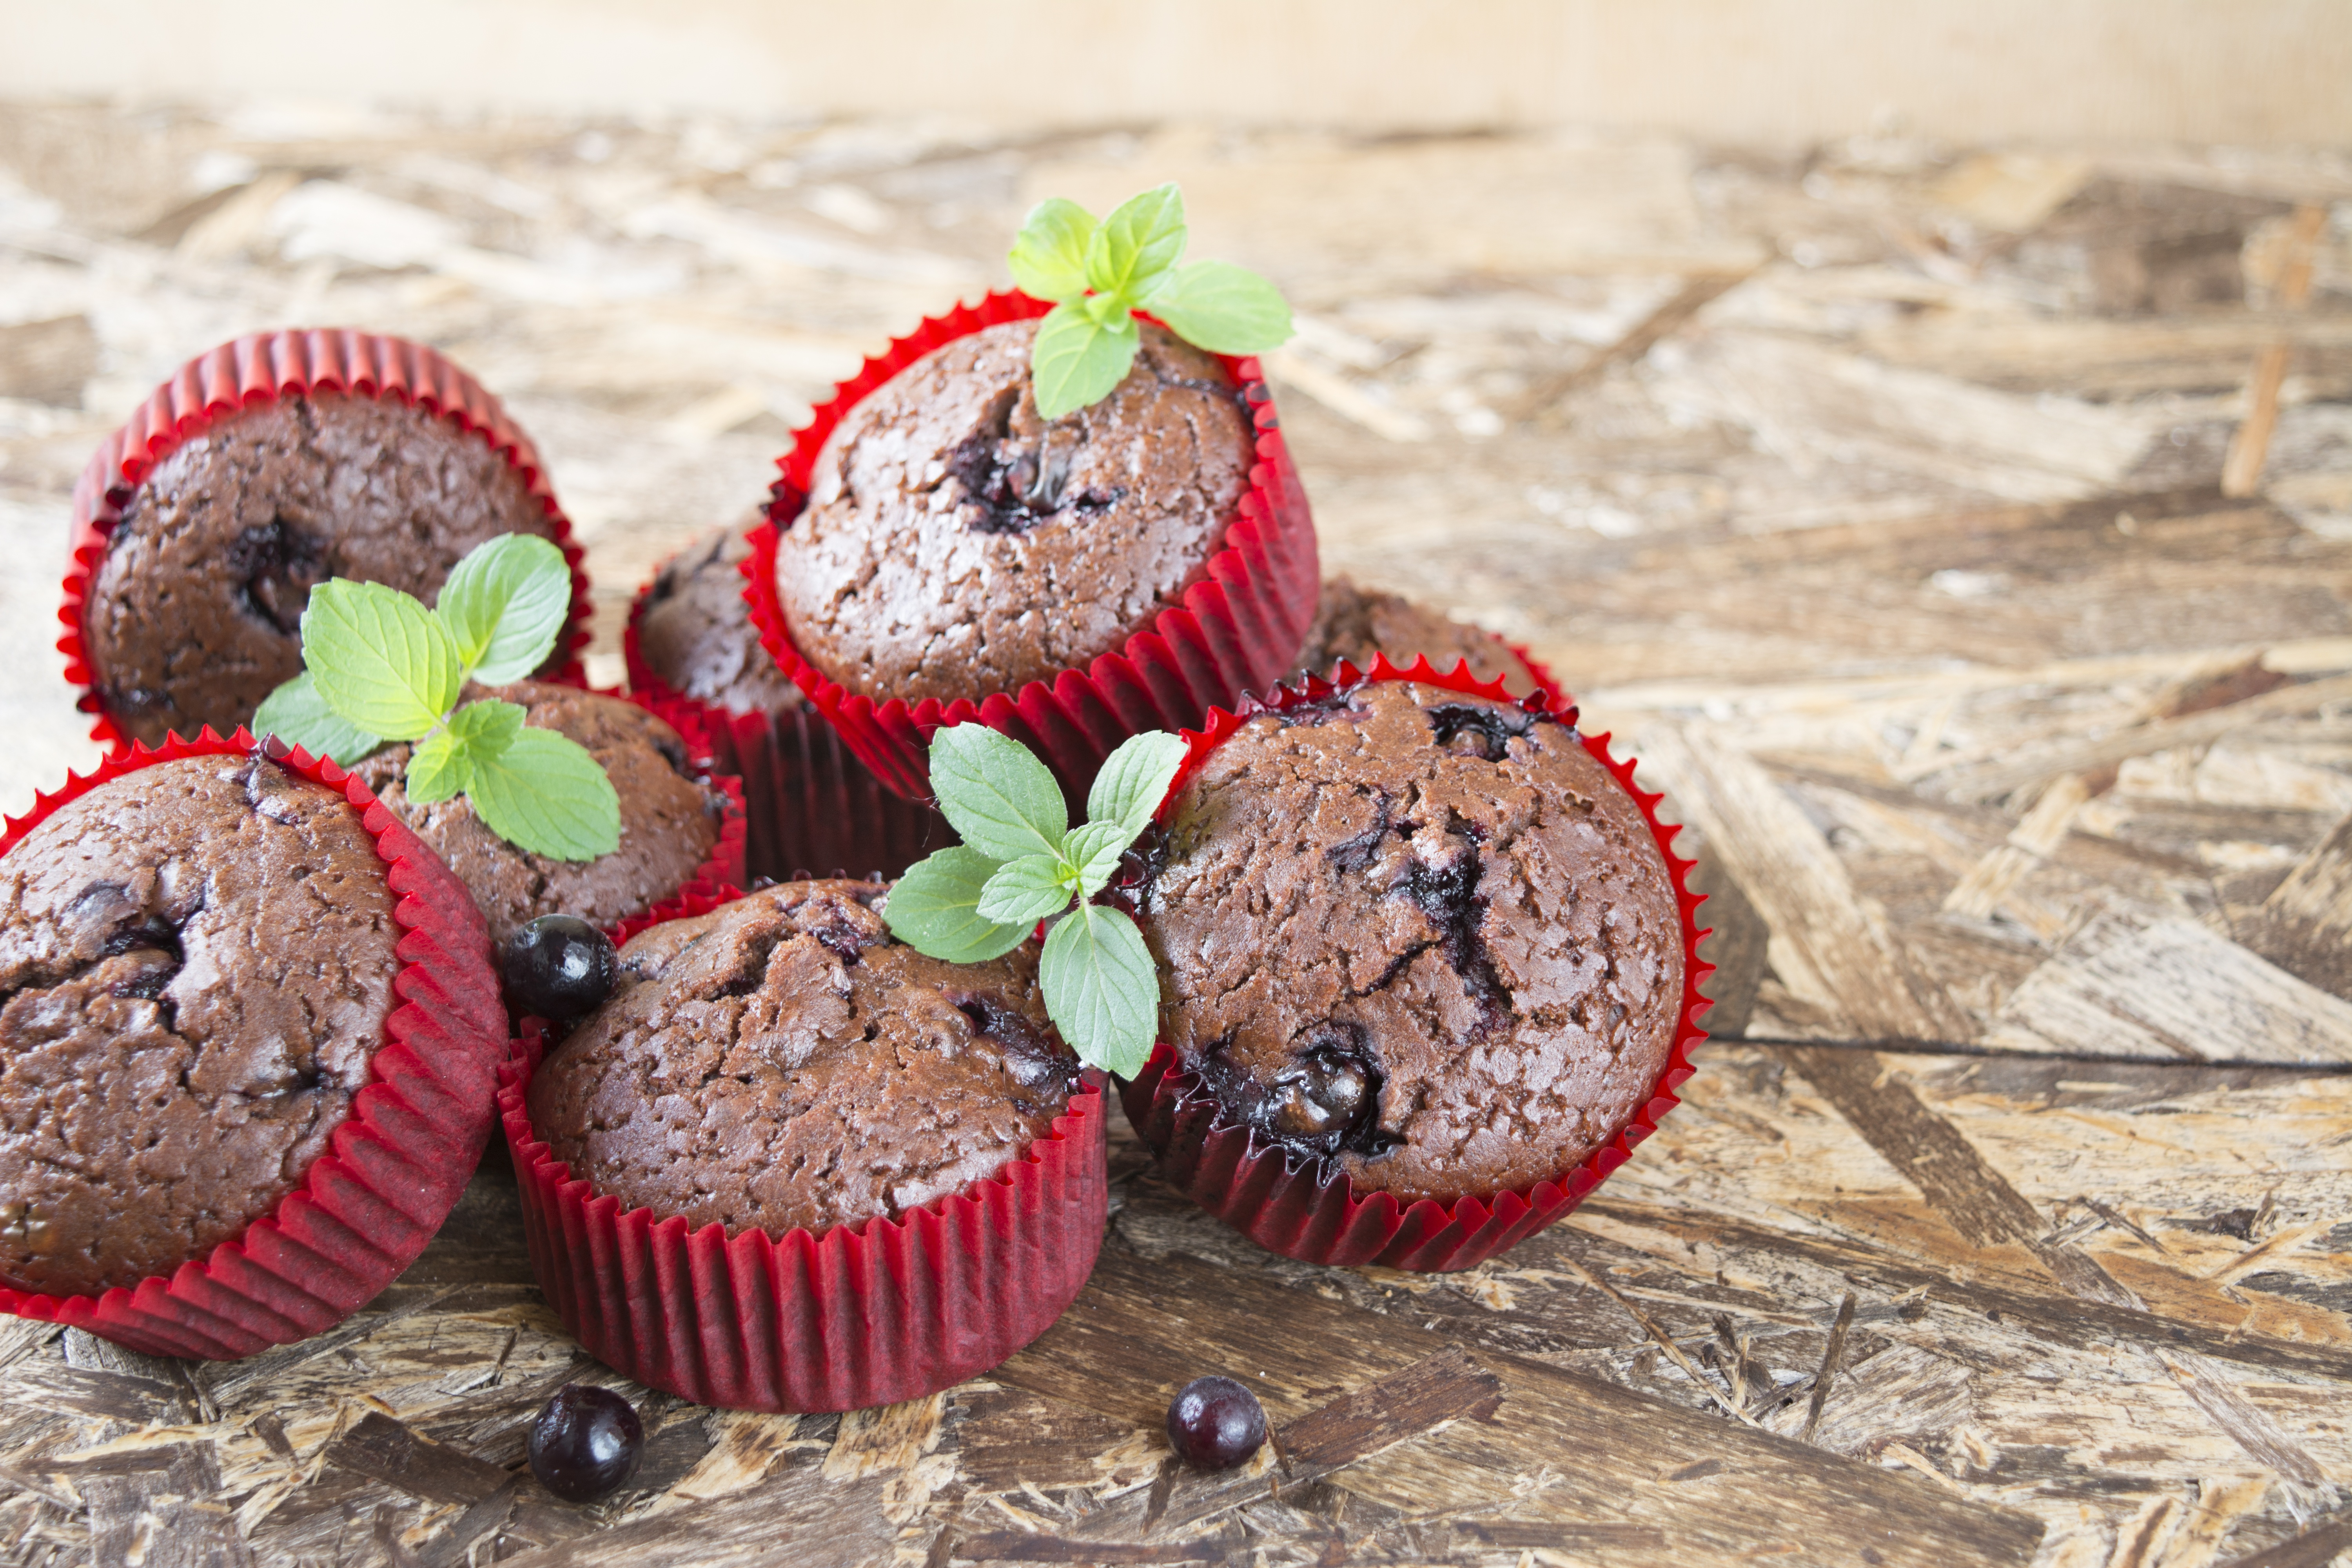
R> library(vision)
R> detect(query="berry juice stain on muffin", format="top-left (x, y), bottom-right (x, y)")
top-left (82, 392), bottom-right (561, 748)
top-left (527, 880), bottom-right (1078, 1234)
top-left (1139, 681), bottom-right (1684, 1203)
top-left (352, 682), bottom-right (723, 947)
top-left (0, 754), bottom-right (400, 1296)
top-left (773, 318), bottom-right (1256, 704)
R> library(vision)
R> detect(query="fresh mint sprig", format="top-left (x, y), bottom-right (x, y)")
top-left (884, 725), bottom-right (1186, 1076)
top-left (1007, 183), bottom-right (1293, 420)
top-left (252, 534), bottom-right (621, 863)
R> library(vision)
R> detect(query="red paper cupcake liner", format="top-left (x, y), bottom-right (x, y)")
top-left (744, 289), bottom-right (1321, 802)
top-left (1512, 642), bottom-right (1564, 705)
top-left (0, 731), bottom-right (508, 1357)
top-left (60, 329), bottom-right (593, 753)
top-left (1122, 654), bottom-right (1711, 1273)
top-left (500, 888), bottom-right (1107, 1412)
top-left (625, 560), bottom-right (949, 885)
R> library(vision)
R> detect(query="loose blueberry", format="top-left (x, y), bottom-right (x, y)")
top-left (1166, 1375), bottom-right (1267, 1470)
top-left (504, 915), bottom-right (618, 1020)
top-left (527, 1384), bottom-right (642, 1503)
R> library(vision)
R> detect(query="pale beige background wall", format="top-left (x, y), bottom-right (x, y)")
top-left (1, 0), bottom-right (2344, 146)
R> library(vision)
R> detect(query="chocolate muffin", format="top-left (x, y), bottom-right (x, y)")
top-left (352, 682), bottom-right (724, 947)
top-left (528, 880), bottom-right (1079, 1233)
top-left (1137, 680), bottom-right (1682, 1204)
top-left (636, 525), bottom-right (803, 712)
top-left (1295, 576), bottom-right (1542, 698)
top-left (81, 392), bottom-right (563, 748)
top-left (0, 753), bottom-right (400, 1296)
top-left (774, 318), bottom-right (1257, 704)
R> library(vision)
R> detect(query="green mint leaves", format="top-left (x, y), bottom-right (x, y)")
top-left (465, 727), bottom-right (622, 862)
top-left (252, 672), bottom-right (382, 769)
top-left (884, 725), bottom-right (1187, 1076)
top-left (301, 580), bottom-right (465, 739)
top-left (927, 722), bottom-right (1069, 861)
top-left (252, 534), bottom-right (622, 863)
top-left (436, 533), bottom-right (576, 684)
top-left (1008, 183), bottom-right (1292, 419)
top-left (887, 847), bottom-right (1032, 965)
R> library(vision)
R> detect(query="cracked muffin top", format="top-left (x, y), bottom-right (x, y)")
top-left (82, 392), bottom-right (563, 750)
top-left (772, 318), bottom-right (1257, 704)
top-left (527, 880), bottom-right (1080, 1235)
top-left (352, 681), bottom-right (727, 949)
top-left (1294, 576), bottom-right (1543, 699)
top-left (636, 525), bottom-right (805, 713)
top-left (1134, 680), bottom-right (1683, 1204)
top-left (0, 752), bottom-right (401, 1296)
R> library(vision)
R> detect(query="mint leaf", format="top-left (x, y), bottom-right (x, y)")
top-left (302, 579), bottom-right (464, 741)
top-left (886, 846), bottom-right (1029, 963)
top-left (1031, 301), bottom-right (1139, 421)
top-left (977, 853), bottom-right (1075, 924)
top-left (1146, 260), bottom-right (1294, 355)
top-left (405, 730), bottom-right (475, 805)
top-left (928, 723), bottom-right (1069, 862)
top-left (1007, 197), bottom-right (1097, 303)
top-left (1083, 183), bottom-right (1185, 306)
top-left (1086, 730), bottom-right (1187, 839)
top-left (446, 696), bottom-right (528, 753)
top-left (252, 671), bottom-right (383, 766)
top-left (466, 726), bottom-right (620, 861)
top-left (1040, 903), bottom-right (1157, 1077)
top-left (1060, 820), bottom-right (1134, 898)
top-left (408, 698), bottom-right (525, 804)
top-left (436, 534), bottom-right (573, 685)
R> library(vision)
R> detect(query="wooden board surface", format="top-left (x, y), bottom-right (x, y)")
top-left (0, 105), bottom-right (2349, 1566)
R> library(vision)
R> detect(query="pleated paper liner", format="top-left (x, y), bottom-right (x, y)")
top-left (1290, 612), bottom-right (1561, 709)
top-left (624, 563), bottom-right (948, 886)
top-left (1121, 654), bottom-right (1711, 1273)
top-left (60, 329), bottom-right (593, 753)
top-left (0, 730), bottom-right (508, 1358)
top-left (501, 888), bottom-right (1107, 1412)
top-left (745, 288), bottom-right (1321, 803)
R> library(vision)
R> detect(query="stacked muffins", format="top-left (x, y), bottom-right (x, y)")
top-left (11, 191), bottom-right (1704, 1413)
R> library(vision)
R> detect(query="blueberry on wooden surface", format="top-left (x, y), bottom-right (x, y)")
top-left (528, 1384), bottom-right (642, 1503)
top-left (504, 915), bottom-right (618, 1020)
top-left (1166, 1375), bottom-right (1267, 1469)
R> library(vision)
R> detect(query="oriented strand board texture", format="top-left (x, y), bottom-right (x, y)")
top-left (1, 105), bottom-right (2350, 1566)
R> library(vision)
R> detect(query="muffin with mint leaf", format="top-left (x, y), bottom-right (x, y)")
top-left (748, 183), bottom-right (1321, 802)
top-left (528, 878), bottom-right (1078, 1234)
top-left (501, 870), bottom-right (1108, 1412)
top-left (64, 329), bottom-right (586, 752)
top-left (497, 720), bottom-right (1174, 1409)
top-left (255, 535), bottom-right (742, 947)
